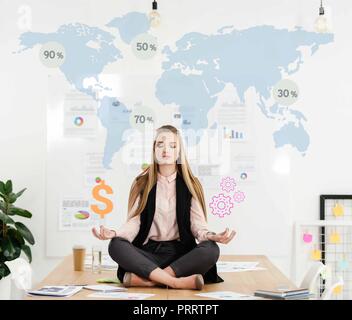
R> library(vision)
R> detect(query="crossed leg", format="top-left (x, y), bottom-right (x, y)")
top-left (126, 266), bottom-right (176, 287)
top-left (129, 238), bottom-right (220, 288)
top-left (108, 237), bottom-right (203, 289)
top-left (128, 266), bottom-right (203, 289)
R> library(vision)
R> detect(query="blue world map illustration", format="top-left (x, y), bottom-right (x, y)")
top-left (17, 12), bottom-right (334, 169)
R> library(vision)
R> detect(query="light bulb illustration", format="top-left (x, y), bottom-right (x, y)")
top-left (315, 1), bottom-right (328, 33)
top-left (149, 0), bottom-right (161, 28)
top-left (315, 15), bottom-right (328, 33)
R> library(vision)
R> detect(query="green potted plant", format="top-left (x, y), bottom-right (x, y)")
top-left (0, 180), bottom-right (35, 299)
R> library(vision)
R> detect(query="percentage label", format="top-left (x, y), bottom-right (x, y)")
top-left (43, 50), bottom-right (64, 59)
top-left (134, 115), bottom-right (154, 124)
top-left (39, 42), bottom-right (66, 68)
top-left (130, 105), bottom-right (156, 132)
top-left (272, 79), bottom-right (299, 106)
top-left (131, 33), bottom-right (158, 60)
top-left (136, 42), bottom-right (157, 52)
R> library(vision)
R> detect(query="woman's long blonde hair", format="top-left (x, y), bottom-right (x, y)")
top-left (127, 125), bottom-right (207, 221)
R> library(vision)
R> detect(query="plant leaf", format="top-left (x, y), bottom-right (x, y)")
top-left (1, 238), bottom-right (16, 258)
top-left (21, 245), bottom-right (32, 263)
top-left (5, 204), bottom-right (15, 216)
top-left (0, 181), bottom-right (6, 195)
top-left (1, 234), bottom-right (22, 261)
top-left (15, 222), bottom-right (35, 245)
top-left (0, 211), bottom-right (15, 225)
top-left (0, 201), bottom-right (5, 212)
top-left (0, 262), bottom-right (11, 280)
top-left (5, 180), bottom-right (13, 195)
top-left (8, 193), bottom-right (17, 204)
top-left (15, 188), bottom-right (26, 198)
top-left (9, 207), bottom-right (32, 218)
top-left (7, 227), bottom-right (25, 246)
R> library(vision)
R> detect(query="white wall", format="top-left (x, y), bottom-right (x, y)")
top-left (1, 0), bottom-right (352, 286)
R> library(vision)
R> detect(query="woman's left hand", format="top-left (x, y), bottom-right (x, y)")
top-left (207, 228), bottom-right (236, 244)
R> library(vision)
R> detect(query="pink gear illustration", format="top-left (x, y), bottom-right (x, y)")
top-left (220, 176), bottom-right (236, 193)
top-left (209, 193), bottom-right (234, 218)
top-left (233, 191), bottom-right (245, 203)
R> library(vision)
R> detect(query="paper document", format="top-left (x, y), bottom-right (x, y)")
top-left (216, 261), bottom-right (266, 272)
top-left (83, 284), bottom-right (127, 292)
top-left (26, 286), bottom-right (83, 297)
top-left (195, 291), bottom-right (260, 300)
top-left (88, 292), bottom-right (155, 300)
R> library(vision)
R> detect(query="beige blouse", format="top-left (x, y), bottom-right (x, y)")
top-left (113, 170), bottom-right (209, 244)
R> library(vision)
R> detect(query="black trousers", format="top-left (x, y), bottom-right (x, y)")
top-left (108, 237), bottom-right (220, 282)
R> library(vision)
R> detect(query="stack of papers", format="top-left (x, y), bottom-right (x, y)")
top-left (26, 286), bottom-right (82, 297)
top-left (254, 288), bottom-right (312, 300)
top-left (84, 254), bottom-right (118, 270)
top-left (216, 261), bottom-right (266, 273)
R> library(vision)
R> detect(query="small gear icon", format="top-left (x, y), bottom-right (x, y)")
top-left (209, 193), bottom-right (234, 218)
top-left (220, 176), bottom-right (236, 193)
top-left (233, 191), bottom-right (245, 203)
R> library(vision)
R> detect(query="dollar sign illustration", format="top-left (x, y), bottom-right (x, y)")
top-left (90, 180), bottom-right (114, 219)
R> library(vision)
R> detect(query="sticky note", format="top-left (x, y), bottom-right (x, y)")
top-left (311, 249), bottom-right (322, 261)
top-left (96, 278), bottom-right (121, 284)
top-left (332, 203), bottom-right (344, 217)
top-left (333, 285), bottom-right (343, 295)
top-left (329, 232), bottom-right (341, 244)
top-left (338, 260), bottom-right (349, 271)
top-left (303, 233), bottom-right (313, 243)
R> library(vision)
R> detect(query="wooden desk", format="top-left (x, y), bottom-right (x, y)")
top-left (26, 255), bottom-right (296, 300)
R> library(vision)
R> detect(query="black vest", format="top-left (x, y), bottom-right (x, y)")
top-left (117, 172), bottom-right (224, 284)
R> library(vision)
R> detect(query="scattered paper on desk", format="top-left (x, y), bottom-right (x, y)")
top-left (216, 261), bottom-right (266, 272)
top-left (195, 291), bottom-right (260, 300)
top-left (232, 267), bottom-right (267, 272)
top-left (26, 286), bottom-right (83, 297)
top-left (217, 261), bottom-right (258, 271)
top-left (88, 292), bottom-right (154, 300)
top-left (83, 284), bottom-right (127, 292)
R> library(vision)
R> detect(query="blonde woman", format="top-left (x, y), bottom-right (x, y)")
top-left (92, 125), bottom-right (236, 290)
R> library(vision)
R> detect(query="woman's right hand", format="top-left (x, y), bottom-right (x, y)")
top-left (92, 225), bottom-right (116, 240)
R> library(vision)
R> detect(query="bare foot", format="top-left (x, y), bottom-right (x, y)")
top-left (173, 274), bottom-right (204, 290)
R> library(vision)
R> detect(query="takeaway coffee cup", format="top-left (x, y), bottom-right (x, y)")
top-left (72, 245), bottom-right (86, 271)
